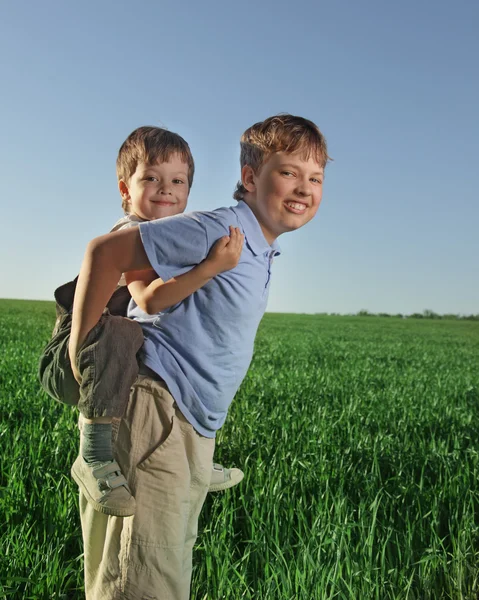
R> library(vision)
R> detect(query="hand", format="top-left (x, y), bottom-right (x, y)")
top-left (68, 338), bottom-right (83, 385)
top-left (203, 226), bottom-right (244, 276)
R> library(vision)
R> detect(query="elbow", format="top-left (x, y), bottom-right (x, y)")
top-left (144, 305), bottom-right (157, 316)
top-left (131, 294), bottom-right (151, 314)
top-left (143, 299), bottom-right (166, 315)
top-left (137, 300), bottom-right (155, 315)
top-left (138, 295), bottom-right (162, 315)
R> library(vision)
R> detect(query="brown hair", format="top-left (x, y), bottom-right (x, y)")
top-left (233, 114), bottom-right (331, 200)
top-left (116, 126), bottom-right (195, 212)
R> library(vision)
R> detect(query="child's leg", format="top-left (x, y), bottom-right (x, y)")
top-left (75, 312), bottom-right (143, 420)
top-left (39, 278), bottom-right (84, 406)
top-left (38, 311), bottom-right (81, 407)
top-left (39, 305), bottom-right (142, 516)
top-left (76, 313), bottom-right (143, 462)
top-left (71, 312), bottom-right (144, 517)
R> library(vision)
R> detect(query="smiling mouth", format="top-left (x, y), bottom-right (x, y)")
top-left (285, 201), bottom-right (307, 214)
top-left (151, 200), bottom-right (175, 206)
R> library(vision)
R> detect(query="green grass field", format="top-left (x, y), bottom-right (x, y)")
top-left (1, 299), bottom-right (478, 599)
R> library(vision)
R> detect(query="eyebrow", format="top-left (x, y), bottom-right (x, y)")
top-left (143, 167), bottom-right (188, 176)
top-left (280, 163), bottom-right (324, 176)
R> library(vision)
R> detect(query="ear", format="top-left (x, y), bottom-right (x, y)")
top-left (241, 165), bottom-right (256, 193)
top-left (118, 179), bottom-right (130, 203)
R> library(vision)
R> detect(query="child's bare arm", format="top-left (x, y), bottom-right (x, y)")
top-left (126, 226), bottom-right (244, 315)
top-left (68, 227), bottom-right (150, 382)
top-left (125, 269), bottom-right (162, 313)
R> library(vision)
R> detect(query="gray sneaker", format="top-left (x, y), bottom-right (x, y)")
top-left (71, 455), bottom-right (136, 517)
top-left (209, 463), bottom-right (244, 493)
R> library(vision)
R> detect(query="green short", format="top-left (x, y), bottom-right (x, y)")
top-left (38, 279), bottom-right (144, 419)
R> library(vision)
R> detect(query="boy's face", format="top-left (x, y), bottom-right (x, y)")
top-left (119, 154), bottom-right (190, 221)
top-left (242, 151), bottom-right (324, 243)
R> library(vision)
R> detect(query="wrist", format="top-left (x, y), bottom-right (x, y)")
top-left (197, 259), bottom-right (218, 280)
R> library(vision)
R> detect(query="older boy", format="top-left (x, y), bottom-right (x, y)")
top-left (70, 114), bottom-right (330, 599)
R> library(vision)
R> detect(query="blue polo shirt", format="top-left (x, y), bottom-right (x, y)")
top-left (127, 201), bottom-right (280, 437)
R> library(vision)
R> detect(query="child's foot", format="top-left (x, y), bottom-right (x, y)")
top-left (71, 455), bottom-right (136, 516)
top-left (208, 463), bottom-right (244, 493)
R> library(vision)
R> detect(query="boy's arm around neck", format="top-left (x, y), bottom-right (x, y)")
top-left (69, 227), bottom-right (150, 382)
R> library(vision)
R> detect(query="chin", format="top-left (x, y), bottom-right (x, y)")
top-left (283, 221), bottom-right (303, 233)
top-left (153, 211), bottom-right (175, 220)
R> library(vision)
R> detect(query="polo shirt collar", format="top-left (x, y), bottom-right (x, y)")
top-left (232, 201), bottom-right (281, 257)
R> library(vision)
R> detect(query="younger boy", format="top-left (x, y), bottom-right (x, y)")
top-left (69, 114), bottom-right (330, 599)
top-left (39, 127), bottom-right (244, 518)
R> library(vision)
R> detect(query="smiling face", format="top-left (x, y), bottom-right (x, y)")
top-left (242, 151), bottom-right (324, 243)
top-left (119, 154), bottom-right (190, 221)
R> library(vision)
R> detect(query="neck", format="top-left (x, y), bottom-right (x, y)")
top-left (242, 196), bottom-right (277, 245)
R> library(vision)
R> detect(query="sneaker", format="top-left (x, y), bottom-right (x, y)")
top-left (208, 463), bottom-right (244, 493)
top-left (71, 455), bottom-right (136, 517)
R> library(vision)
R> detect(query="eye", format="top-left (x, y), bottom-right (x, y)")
top-left (311, 177), bottom-right (323, 184)
top-left (281, 170), bottom-right (294, 177)
top-left (145, 176), bottom-right (158, 182)
top-left (172, 178), bottom-right (185, 184)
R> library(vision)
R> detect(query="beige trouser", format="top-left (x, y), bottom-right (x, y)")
top-left (79, 374), bottom-right (215, 600)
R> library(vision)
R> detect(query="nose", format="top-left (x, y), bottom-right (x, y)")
top-left (295, 176), bottom-right (312, 197)
top-left (158, 183), bottom-right (172, 195)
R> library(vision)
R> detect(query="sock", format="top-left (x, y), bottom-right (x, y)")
top-left (81, 423), bottom-right (114, 464)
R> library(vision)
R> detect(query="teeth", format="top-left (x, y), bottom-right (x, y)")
top-left (286, 201), bottom-right (306, 210)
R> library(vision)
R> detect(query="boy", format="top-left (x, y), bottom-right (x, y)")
top-left (70, 114), bottom-right (330, 599)
top-left (39, 127), bottom-right (244, 518)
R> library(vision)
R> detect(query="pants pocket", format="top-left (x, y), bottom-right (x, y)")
top-left (133, 414), bottom-right (192, 540)
top-left (136, 414), bottom-right (178, 472)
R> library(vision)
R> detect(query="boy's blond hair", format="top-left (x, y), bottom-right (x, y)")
top-left (117, 126), bottom-right (195, 213)
top-left (233, 114), bottom-right (330, 200)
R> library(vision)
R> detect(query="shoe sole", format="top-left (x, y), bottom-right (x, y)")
top-left (71, 460), bottom-right (136, 517)
top-left (209, 470), bottom-right (244, 493)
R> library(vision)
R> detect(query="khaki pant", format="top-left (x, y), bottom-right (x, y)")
top-left (79, 375), bottom-right (215, 600)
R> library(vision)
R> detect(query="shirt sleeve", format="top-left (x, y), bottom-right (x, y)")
top-left (139, 212), bottom-right (211, 282)
top-left (118, 220), bottom-right (140, 231)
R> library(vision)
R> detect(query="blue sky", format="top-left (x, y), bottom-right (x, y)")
top-left (1, 0), bottom-right (477, 314)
